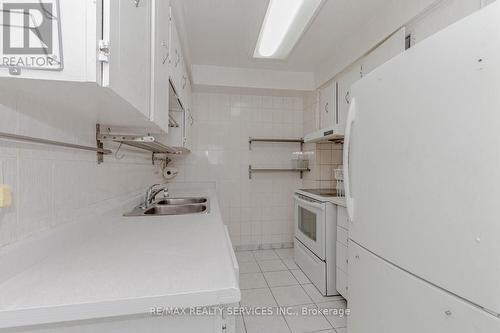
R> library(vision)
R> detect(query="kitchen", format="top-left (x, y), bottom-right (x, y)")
top-left (0, 0), bottom-right (499, 332)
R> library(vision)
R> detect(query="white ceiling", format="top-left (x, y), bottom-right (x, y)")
top-left (175, 0), bottom-right (439, 88)
top-left (176, 0), bottom-right (435, 72)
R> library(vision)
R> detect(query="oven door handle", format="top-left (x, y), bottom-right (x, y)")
top-left (294, 195), bottom-right (324, 209)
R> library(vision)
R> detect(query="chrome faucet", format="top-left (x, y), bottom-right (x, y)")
top-left (142, 184), bottom-right (169, 209)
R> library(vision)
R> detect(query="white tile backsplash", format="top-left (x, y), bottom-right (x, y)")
top-left (172, 91), bottom-right (304, 248)
top-left (0, 93), bottom-right (162, 248)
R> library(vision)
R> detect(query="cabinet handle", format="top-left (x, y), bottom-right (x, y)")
top-left (325, 102), bottom-right (329, 113)
top-left (182, 76), bottom-right (187, 89)
top-left (162, 41), bottom-right (169, 64)
top-left (175, 51), bottom-right (180, 67)
top-left (345, 91), bottom-right (351, 104)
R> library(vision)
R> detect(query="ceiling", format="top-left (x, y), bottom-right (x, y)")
top-left (175, 0), bottom-right (436, 75)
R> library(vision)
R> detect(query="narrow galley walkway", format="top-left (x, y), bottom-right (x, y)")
top-left (235, 248), bottom-right (348, 333)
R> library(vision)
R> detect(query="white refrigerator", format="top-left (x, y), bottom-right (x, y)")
top-left (344, 2), bottom-right (500, 332)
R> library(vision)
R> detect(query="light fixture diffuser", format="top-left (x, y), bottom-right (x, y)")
top-left (254, 0), bottom-right (323, 59)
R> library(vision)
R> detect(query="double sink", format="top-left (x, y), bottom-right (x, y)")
top-left (125, 197), bottom-right (209, 217)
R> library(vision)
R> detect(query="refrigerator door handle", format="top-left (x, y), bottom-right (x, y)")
top-left (343, 97), bottom-right (356, 222)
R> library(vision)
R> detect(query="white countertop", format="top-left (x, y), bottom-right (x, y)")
top-left (295, 189), bottom-right (346, 207)
top-left (0, 190), bottom-right (240, 329)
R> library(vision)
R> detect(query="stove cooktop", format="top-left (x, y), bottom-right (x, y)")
top-left (299, 189), bottom-right (339, 197)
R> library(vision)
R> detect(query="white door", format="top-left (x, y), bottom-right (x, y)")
top-left (103, 0), bottom-right (152, 118)
top-left (294, 195), bottom-right (325, 260)
top-left (344, 2), bottom-right (500, 315)
top-left (337, 63), bottom-right (361, 135)
top-left (150, 0), bottom-right (170, 133)
top-left (319, 81), bottom-right (335, 129)
top-left (348, 242), bottom-right (500, 332)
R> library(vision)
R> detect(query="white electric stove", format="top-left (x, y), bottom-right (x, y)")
top-left (294, 189), bottom-right (340, 296)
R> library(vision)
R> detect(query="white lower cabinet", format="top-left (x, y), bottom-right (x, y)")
top-left (336, 268), bottom-right (348, 300)
top-left (336, 207), bottom-right (349, 300)
top-left (348, 241), bottom-right (500, 333)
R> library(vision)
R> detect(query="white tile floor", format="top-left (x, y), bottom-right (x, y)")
top-left (235, 248), bottom-right (348, 333)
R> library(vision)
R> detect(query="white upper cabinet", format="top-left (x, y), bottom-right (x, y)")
top-left (0, 0), bottom-right (173, 134)
top-left (183, 78), bottom-right (193, 151)
top-left (103, 0), bottom-right (152, 118)
top-left (165, 6), bottom-right (193, 151)
top-left (0, 0), bottom-right (97, 82)
top-left (318, 80), bottom-right (337, 129)
top-left (169, 14), bottom-right (184, 97)
top-left (337, 62), bottom-right (362, 135)
top-left (361, 27), bottom-right (406, 77)
top-left (150, 0), bottom-right (171, 133)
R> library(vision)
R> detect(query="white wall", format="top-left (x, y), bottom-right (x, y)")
top-left (170, 91), bottom-right (304, 249)
top-left (0, 90), bottom-right (162, 248)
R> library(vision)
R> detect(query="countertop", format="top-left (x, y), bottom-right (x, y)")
top-left (0, 190), bottom-right (240, 329)
top-left (295, 189), bottom-right (346, 207)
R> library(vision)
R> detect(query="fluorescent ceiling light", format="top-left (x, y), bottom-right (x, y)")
top-left (254, 0), bottom-right (323, 59)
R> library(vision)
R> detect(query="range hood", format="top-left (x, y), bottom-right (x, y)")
top-left (304, 127), bottom-right (344, 143)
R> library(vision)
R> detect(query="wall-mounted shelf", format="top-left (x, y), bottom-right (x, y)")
top-left (96, 124), bottom-right (189, 164)
top-left (248, 137), bottom-right (308, 179)
top-left (248, 137), bottom-right (304, 150)
top-left (248, 165), bottom-right (310, 179)
top-left (97, 134), bottom-right (187, 154)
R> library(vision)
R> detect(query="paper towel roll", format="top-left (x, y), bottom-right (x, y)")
top-left (162, 167), bottom-right (179, 180)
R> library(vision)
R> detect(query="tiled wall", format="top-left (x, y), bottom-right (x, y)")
top-left (302, 92), bottom-right (343, 189)
top-left (170, 91), bottom-right (304, 248)
top-left (0, 90), bottom-right (162, 248)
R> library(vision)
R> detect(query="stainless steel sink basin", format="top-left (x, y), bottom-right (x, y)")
top-left (124, 197), bottom-right (210, 217)
top-left (143, 204), bottom-right (208, 215)
top-left (156, 197), bottom-right (207, 205)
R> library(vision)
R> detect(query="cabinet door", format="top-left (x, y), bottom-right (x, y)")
top-left (337, 63), bottom-right (361, 135)
top-left (150, 0), bottom-right (170, 133)
top-left (348, 242), bottom-right (500, 332)
top-left (179, 65), bottom-right (189, 108)
top-left (0, 0), bottom-right (97, 82)
top-left (319, 81), bottom-right (336, 129)
top-left (169, 13), bottom-right (183, 96)
top-left (183, 78), bottom-right (193, 150)
top-left (103, 0), bottom-right (152, 118)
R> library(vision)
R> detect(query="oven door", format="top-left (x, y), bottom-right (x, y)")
top-left (294, 194), bottom-right (326, 260)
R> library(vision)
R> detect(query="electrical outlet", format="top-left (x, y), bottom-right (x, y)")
top-left (0, 185), bottom-right (12, 208)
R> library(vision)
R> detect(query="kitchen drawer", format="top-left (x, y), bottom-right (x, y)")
top-left (337, 206), bottom-right (349, 229)
top-left (337, 226), bottom-right (348, 246)
top-left (336, 267), bottom-right (348, 300)
top-left (336, 242), bottom-right (348, 272)
top-left (294, 239), bottom-right (327, 295)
